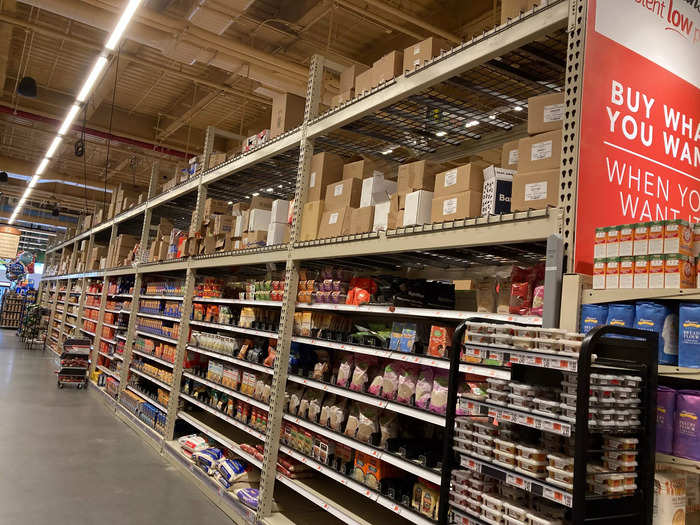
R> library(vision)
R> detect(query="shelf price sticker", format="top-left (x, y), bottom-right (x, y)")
top-left (506, 473), bottom-right (532, 492)
top-left (543, 487), bottom-right (573, 508)
top-left (460, 457), bottom-right (482, 473)
top-left (464, 347), bottom-right (483, 358)
top-left (499, 410), bottom-right (514, 423)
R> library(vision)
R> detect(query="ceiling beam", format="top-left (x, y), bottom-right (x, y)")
top-left (0, 154), bottom-right (116, 191)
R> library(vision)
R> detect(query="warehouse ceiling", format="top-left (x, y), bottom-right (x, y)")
top-left (0, 0), bottom-right (498, 246)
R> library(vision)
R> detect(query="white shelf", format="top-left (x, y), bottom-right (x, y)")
top-left (65, 322), bottom-right (76, 329)
top-left (582, 288), bottom-right (700, 304)
top-left (132, 349), bottom-right (175, 369)
top-left (98, 350), bottom-right (117, 360)
top-left (183, 372), bottom-right (269, 411)
top-left (85, 292), bottom-right (102, 296)
top-left (108, 293), bottom-right (133, 298)
top-left (102, 322), bottom-right (119, 329)
top-left (80, 328), bottom-right (96, 337)
top-left (135, 330), bottom-right (178, 345)
top-left (462, 342), bottom-right (579, 373)
top-left (656, 453), bottom-right (700, 473)
top-left (101, 336), bottom-right (117, 345)
top-left (140, 294), bottom-right (184, 301)
top-left (189, 320), bottom-right (278, 339)
top-left (105, 309), bottom-right (130, 314)
top-left (179, 393), bottom-right (265, 442)
top-left (96, 364), bottom-right (119, 380)
top-left (193, 297), bottom-right (282, 307)
top-left (137, 311), bottom-right (182, 322)
top-left (459, 398), bottom-right (572, 437)
top-left (129, 367), bottom-right (172, 391)
top-left (186, 346), bottom-right (273, 375)
top-left (116, 334), bottom-right (127, 341)
top-left (287, 374), bottom-right (445, 427)
top-left (659, 365), bottom-right (700, 380)
top-left (126, 385), bottom-right (167, 413)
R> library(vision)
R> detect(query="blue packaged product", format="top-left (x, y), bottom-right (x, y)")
top-left (679, 304), bottom-right (700, 369)
top-left (634, 301), bottom-right (678, 365)
top-left (218, 458), bottom-right (248, 483)
top-left (606, 303), bottom-right (635, 328)
top-left (236, 488), bottom-right (259, 509)
top-left (580, 304), bottom-right (608, 333)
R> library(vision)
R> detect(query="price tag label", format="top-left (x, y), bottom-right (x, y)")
top-left (487, 409), bottom-right (499, 419)
top-left (460, 457), bottom-right (482, 473)
top-left (510, 354), bottom-right (521, 364)
top-left (506, 473), bottom-right (532, 492)
top-left (543, 487), bottom-right (573, 507)
top-left (500, 410), bottom-right (513, 422)
top-left (465, 347), bottom-right (482, 357)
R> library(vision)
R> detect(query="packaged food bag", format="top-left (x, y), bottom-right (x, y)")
top-left (657, 386), bottom-right (676, 455)
top-left (673, 390), bottom-right (700, 462)
top-left (653, 471), bottom-right (686, 525)
top-left (607, 302), bottom-right (635, 327)
top-left (580, 304), bottom-right (608, 333)
top-left (635, 301), bottom-right (678, 365)
top-left (679, 304), bottom-right (700, 369)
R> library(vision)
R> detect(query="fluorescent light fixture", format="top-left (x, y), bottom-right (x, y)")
top-left (58, 104), bottom-right (80, 136)
top-left (465, 120), bottom-right (479, 128)
top-left (252, 192), bottom-right (260, 197)
top-left (77, 56), bottom-right (108, 102)
top-left (489, 114), bottom-right (496, 120)
top-left (266, 187), bottom-right (274, 193)
top-left (381, 148), bottom-right (394, 155)
top-left (106, 0), bottom-right (142, 50)
top-left (227, 201), bottom-right (233, 205)
top-left (21, 188), bottom-right (32, 200)
top-left (46, 136), bottom-right (63, 158)
top-left (28, 175), bottom-right (40, 189)
top-left (513, 105), bottom-right (523, 112)
top-left (435, 130), bottom-right (447, 137)
top-left (36, 158), bottom-right (50, 175)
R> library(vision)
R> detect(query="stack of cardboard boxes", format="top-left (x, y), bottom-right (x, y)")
top-left (148, 218), bottom-right (174, 263)
top-left (267, 199), bottom-right (290, 246)
top-left (108, 233), bottom-right (137, 268)
top-left (431, 162), bottom-right (487, 223)
top-left (510, 92), bottom-right (564, 212)
top-left (241, 196), bottom-right (273, 249)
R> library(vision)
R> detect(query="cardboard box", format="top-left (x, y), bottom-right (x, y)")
top-left (403, 190), bottom-right (433, 226)
top-left (82, 215), bottom-right (92, 231)
top-left (207, 152), bottom-right (227, 169)
top-left (308, 152), bottom-right (344, 202)
top-left (185, 236), bottom-right (199, 257)
top-left (243, 230), bottom-right (268, 248)
top-left (94, 208), bottom-right (104, 226)
top-left (233, 215), bottom-right (244, 237)
top-left (373, 50), bottom-right (403, 85)
top-left (158, 241), bottom-right (169, 260)
top-left (270, 199), bottom-right (290, 224)
top-left (517, 130), bottom-right (562, 173)
top-left (324, 178), bottom-right (362, 211)
top-left (318, 207), bottom-right (353, 239)
top-left (270, 93), bottom-right (306, 138)
top-left (481, 166), bottom-right (514, 215)
top-left (249, 195), bottom-right (273, 211)
top-left (361, 174), bottom-right (396, 207)
top-left (148, 240), bottom-right (159, 262)
top-left (231, 202), bottom-right (249, 216)
top-left (204, 198), bottom-right (230, 217)
top-left (212, 214), bottom-right (234, 234)
top-left (354, 68), bottom-right (374, 95)
top-left (248, 209), bottom-right (271, 232)
top-left (340, 64), bottom-right (369, 93)
top-left (434, 162), bottom-right (488, 197)
top-left (350, 206), bottom-right (375, 235)
top-left (201, 235), bottom-right (216, 255)
top-left (373, 201), bottom-right (391, 232)
top-left (511, 169), bottom-right (559, 211)
top-left (342, 159), bottom-right (384, 181)
top-left (403, 37), bottom-right (450, 73)
top-left (300, 200), bottom-right (324, 241)
top-left (528, 92), bottom-right (565, 135)
top-left (397, 160), bottom-right (439, 193)
top-left (431, 191), bottom-right (482, 223)
top-left (501, 0), bottom-right (540, 24)
top-left (501, 139), bottom-right (520, 170)
top-left (331, 90), bottom-right (353, 108)
top-left (266, 222), bottom-right (289, 246)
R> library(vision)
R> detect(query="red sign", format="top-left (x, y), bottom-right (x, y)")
top-left (575, 0), bottom-right (700, 273)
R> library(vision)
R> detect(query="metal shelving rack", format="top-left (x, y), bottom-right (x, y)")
top-left (36, 2), bottom-right (582, 523)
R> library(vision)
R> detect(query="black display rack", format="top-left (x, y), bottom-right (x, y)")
top-left (439, 323), bottom-right (658, 525)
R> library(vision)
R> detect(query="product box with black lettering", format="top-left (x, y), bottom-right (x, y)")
top-left (403, 190), bottom-right (433, 227)
top-left (517, 130), bottom-right (562, 173)
top-left (308, 152), bottom-right (344, 202)
top-left (511, 169), bottom-right (559, 211)
top-left (528, 92), bottom-right (565, 135)
top-left (212, 214), bottom-right (234, 235)
top-left (403, 37), bottom-right (450, 73)
top-left (501, 139), bottom-right (520, 170)
top-left (242, 231), bottom-right (267, 248)
top-left (324, 178), bottom-right (362, 211)
top-left (431, 191), bottom-right (481, 223)
top-left (481, 166), bottom-right (514, 215)
top-left (318, 207), bottom-right (353, 239)
top-left (434, 162), bottom-right (488, 197)
top-left (300, 200), bottom-right (324, 241)
top-left (270, 93), bottom-right (305, 138)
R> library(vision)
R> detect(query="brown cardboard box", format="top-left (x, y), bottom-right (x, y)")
top-left (309, 152), bottom-right (344, 202)
top-left (354, 68), bottom-right (375, 96)
top-left (517, 130), bottom-right (562, 173)
top-left (83, 215), bottom-right (92, 231)
top-left (214, 233), bottom-right (227, 251)
top-left (403, 37), bottom-right (450, 73)
top-left (212, 214), bottom-right (234, 235)
top-left (137, 192), bottom-right (146, 205)
top-left (511, 169), bottom-right (559, 211)
top-left (501, 0), bottom-right (540, 24)
top-left (388, 208), bottom-right (403, 229)
top-left (342, 159), bottom-right (383, 181)
top-left (156, 218), bottom-right (173, 239)
top-left (207, 152), bottom-right (227, 169)
top-left (434, 162), bottom-right (488, 197)
top-left (324, 178), bottom-right (362, 211)
top-left (94, 208), bottom-right (104, 225)
top-left (527, 92), bottom-right (565, 135)
top-left (318, 207), bottom-right (353, 239)
top-left (390, 193), bottom-right (403, 215)
top-left (397, 160), bottom-right (439, 193)
top-left (202, 235), bottom-right (216, 255)
top-left (300, 200), bottom-right (324, 241)
top-left (148, 240), bottom-right (158, 262)
top-left (204, 197), bottom-right (230, 216)
top-left (242, 230), bottom-right (267, 248)
top-left (331, 90), bottom-right (353, 108)
top-left (350, 207), bottom-right (375, 235)
top-left (340, 64), bottom-right (369, 93)
top-left (270, 93), bottom-right (306, 138)
top-left (501, 139), bottom-right (520, 170)
top-left (231, 202), bottom-right (249, 216)
top-left (373, 50), bottom-right (403, 85)
top-left (122, 197), bottom-right (136, 212)
top-left (431, 191), bottom-right (482, 222)
top-left (185, 236), bottom-right (199, 257)
top-left (249, 195), bottom-right (273, 210)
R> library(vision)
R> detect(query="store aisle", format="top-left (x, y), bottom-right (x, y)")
top-left (0, 330), bottom-right (233, 525)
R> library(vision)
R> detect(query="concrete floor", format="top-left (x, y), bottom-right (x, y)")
top-left (0, 329), bottom-right (233, 525)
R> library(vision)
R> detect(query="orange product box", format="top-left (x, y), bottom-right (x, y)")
top-left (593, 259), bottom-right (607, 290)
top-left (619, 224), bottom-right (634, 257)
top-left (663, 219), bottom-right (693, 256)
top-left (664, 253), bottom-right (695, 289)
top-left (594, 227), bottom-right (607, 259)
top-left (605, 257), bottom-right (620, 289)
top-left (634, 256), bottom-right (650, 289)
top-left (353, 452), bottom-right (399, 489)
top-left (619, 256), bottom-right (634, 289)
top-left (633, 222), bottom-right (650, 256)
top-left (605, 226), bottom-right (620, 258)
top-left (648, 254), bottom-right (666, 288)
top-left (428, 325), bottom-right (455, 357)
top-left (648, 221), bottom-right (664, 254)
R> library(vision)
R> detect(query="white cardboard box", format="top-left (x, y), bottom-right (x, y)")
top-left (270, 199), bottom-right (290, 224)
top-left (373, 201), bottom-right (391, 232)
top-left (266, 222), bottom-right (288, 246)
top-left (248, 209), bottom-right (271, 232)
top-left (403, 190), bottom-right (433, 227)
top-left (233, 216), bottom-right (244, 237)
top-left (360, 175), bottom-right (397, 207)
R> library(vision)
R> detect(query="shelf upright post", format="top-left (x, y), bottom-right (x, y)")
top-left (106, 224), bottom-right (118, 271)
top-left (138, 161), bottom-right (159, 264)
top-left (68, 240), bottom-right (79, 274)
top-left (46, 274), bottom-right (59, 344)
top-left (542, 232), bottom-right (564, 328)
top-left (89, 276), bottom-right (110, 378)
top-left (201, 126), bottom-right (215, 177)
top-left (256, 53), bottom-right (325, 520)
top-left (57, 278), bottom-right (70, 343)
top-left (558, 0), bottom-right (589, 273)
top-left (163, 267), bottom-right (196, 440)
top-left (118, 272), bottom-right (142, 399)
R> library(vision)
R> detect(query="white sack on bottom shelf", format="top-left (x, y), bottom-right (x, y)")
top-left (653, 470), bottom-right (686, 525)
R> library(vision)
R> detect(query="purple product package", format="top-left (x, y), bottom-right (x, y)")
top-left (673, 390), bottom-right (700, 461)
top-left (656, 386), bottom-right (676, 454)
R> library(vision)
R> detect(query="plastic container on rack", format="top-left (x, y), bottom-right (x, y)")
top-left (502, 501), bottom-right (529, 521)
top-left (516, 444), bottom-right (548, 461)
top-left (547, 453), bottom-right (574, 472)
top-left (510, 383), bottom-right (543, 397)
top-left (603, 437), bottom-right (638, 450)
top-left (482, 494), bottom-right (505, 511)
top-left (464, 331), bottom-right (493, 345)
top-left (473, 421), bottom-right (499, 436)
top-left (603, 457), bottom-right (638, 472)
top-left (466, 497), bottom-right (481, 513)
top-left (494, 437), bottom-right (517, 454)
top-left (474, 433), bottom-right (494, 447)
top-left (537, 339), bottom-right (564, 352)
top-left (546, 465), bottom-right (574, 484)
top-left (561, 339), bottom-right (582, 354)
top-left (533, 397), bottom-right (561, 415)
top-left (508, 392), bottom-right (534, 410)
top-left (526, 513), bottom-right (563, 525)
top-left (504, 515), bottom-right (527, 525)
top-left (538, 328), bottom-right (568, 340)
top-left (487, 388), bottom-right (509, 405)
top-left (515, 455), bottom-right (547, 477)
top-left (493, 448), bottom-right (517, 467)
top-left (472, 441), bottom-right (494, 458)
top-left (512, 336), bottom-right (537, 350)
top-left (492, 333), bottom-right (513, 347)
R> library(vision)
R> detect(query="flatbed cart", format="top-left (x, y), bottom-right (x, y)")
top-left (56, 337), bottom-right (91, 389)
